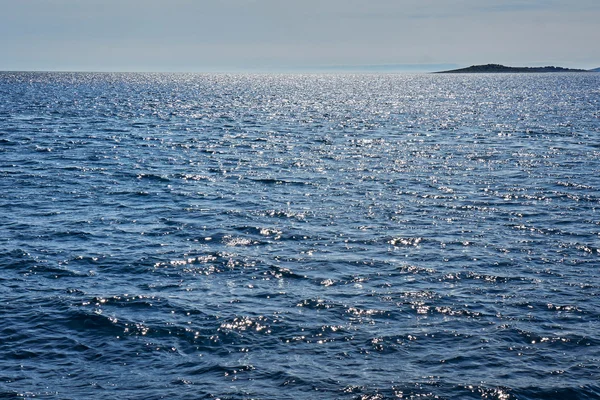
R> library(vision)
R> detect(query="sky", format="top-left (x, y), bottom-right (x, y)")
top-left (0, 0), bottom-right (599, 72)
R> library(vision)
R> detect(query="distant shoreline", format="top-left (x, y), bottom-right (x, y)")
top-left (435, 64), bottom-right (592, 74)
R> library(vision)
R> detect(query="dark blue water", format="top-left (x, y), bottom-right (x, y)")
top-left (1, 72), bottom-right (599, 399)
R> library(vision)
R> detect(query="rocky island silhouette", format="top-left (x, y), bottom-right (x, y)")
top-left (436, 64), bottom-right (591, 73)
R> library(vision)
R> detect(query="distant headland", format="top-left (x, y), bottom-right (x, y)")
top-left (435, 64), bottom-right (592, 73)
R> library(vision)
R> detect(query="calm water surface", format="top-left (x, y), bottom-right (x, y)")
top-left (1, 72), bottom-right (599, 399)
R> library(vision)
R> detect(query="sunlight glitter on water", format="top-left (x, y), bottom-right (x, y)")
top-left (0, 72), bottom-right (599, 399)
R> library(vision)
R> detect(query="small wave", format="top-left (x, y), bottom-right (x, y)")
top-left (388, 237), bottom-right (422, 247)
top-left (136, 173), bottom-right (171, 182)
top-left (266, 265), bottom-right (306, 280)
top-left (249, 177), bottom-right (309, 186)
top-left (222, 235), bottom-right (256, 247)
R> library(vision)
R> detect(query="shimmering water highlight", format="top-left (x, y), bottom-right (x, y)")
top-left (1, 72), bottom-right (599, 399)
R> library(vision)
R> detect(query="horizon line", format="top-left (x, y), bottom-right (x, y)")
top-left (1, 62), bottom-right (598, 75)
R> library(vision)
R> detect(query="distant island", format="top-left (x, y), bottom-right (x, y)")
top-left (435, 64), bottom-right (590, 73)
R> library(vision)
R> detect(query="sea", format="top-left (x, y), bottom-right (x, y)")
top-left (1, 72), bottom-right (599, 399)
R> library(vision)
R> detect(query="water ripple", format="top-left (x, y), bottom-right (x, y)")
top-left (1, 72), bottom-right (599, 399)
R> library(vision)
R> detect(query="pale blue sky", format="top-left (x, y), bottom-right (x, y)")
top-left (1, 0), bottom-right (598, 72)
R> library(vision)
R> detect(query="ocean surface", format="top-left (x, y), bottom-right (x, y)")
top-left (1, 72), bottom-right (599, 399)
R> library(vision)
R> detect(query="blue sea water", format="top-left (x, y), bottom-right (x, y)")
top-left (0, 72), bottom-right (599, 399)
